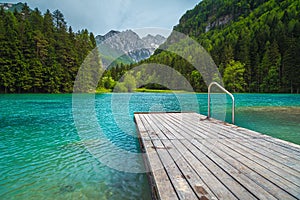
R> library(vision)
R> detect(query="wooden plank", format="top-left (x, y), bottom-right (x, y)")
top-left (152, 139), bottom-right (199, 200)
top-left (155, 114), bottom-right (278, 199)
top-left (140, 114), bottom-right (199, 199)
top-left (167, 113), bottom-right (236, 139)
top-left (169, 113), bottom-right (297, 191)
top-left (210, 139), bottom-right (300, 198)
top-left (191, 139), bottom-right (296, 200)
top-left (239, 140), bottom-right (300, 170)
top-left (142, 114), bottom-right (207, 199)
top-left (134, 114), bottom-right (150, 140)
top-left (263, 137), bottom-right (300, 154)
top-left (139, 114), bottom-right (160, 140)
top-left (199, 118), bottom-right (300, 156)
top-left (167, 112), bottom-right (300, 174)
top-left (153, 114), bottom-right (257, 199)
top-left (146, 114), bottom-right (239, 199)
top-left (186, 139), bottom-right (280, 200)
top-left (151, 113), bottom-right (196, 140)
top-left (199, 119), bottom-right (300, 158)
top-left (134, 112), bottom-right (300, 200)
top-left (156, 114), bottom-right (275, 199)
top-left (162, 113), bottom-right (300, 196)
top-left (161, 139), bottom-right (217, 200)
top-left (135, 115), bottom-right (179, 200)
top-left (219, 139), bottom-right (300, 182)
top-left (171, 139), bottom-right (239, 199)
top-left (143, 114), bottom-right (170, 140)
top-left (143, 140), bottom-right (179, 200)
top-left (171, 140), bottom-right (246, 199)
top-left (146, 113), bottom-right (178, 140)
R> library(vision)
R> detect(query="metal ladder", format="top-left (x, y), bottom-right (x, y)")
top-left (208, 82), bottom-right (235, 124)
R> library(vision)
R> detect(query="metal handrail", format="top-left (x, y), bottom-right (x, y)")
top-left (208, 82), bottom-right (235, 124)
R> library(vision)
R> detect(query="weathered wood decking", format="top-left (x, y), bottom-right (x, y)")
top-left (134, 112), bottom-right (300, 200)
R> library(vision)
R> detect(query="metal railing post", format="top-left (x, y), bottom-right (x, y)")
top-left (208, 82), bottom-right (235, 124)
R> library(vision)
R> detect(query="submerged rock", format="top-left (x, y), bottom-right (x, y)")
top-left (59, 184), bottom-right (75, 193)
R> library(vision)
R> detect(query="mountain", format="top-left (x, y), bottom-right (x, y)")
top-left (138, 0), bottom-right (300, 93)
top-left (142, 34), bottom-right (166, 49)
top-left (95, 30), bottom-right (120, 43)
top-left (0, 2), bottom-right (26, 12)
top-left (95, 30), bottom-right (166, 65)
top-left (174, 0), bottom-right (270, 36)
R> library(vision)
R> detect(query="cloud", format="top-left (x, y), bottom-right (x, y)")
top-left (1, 0), bottom-right (199, 35)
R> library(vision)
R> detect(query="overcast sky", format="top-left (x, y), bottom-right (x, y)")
top-left (1, 0), bottom-right (199, 36)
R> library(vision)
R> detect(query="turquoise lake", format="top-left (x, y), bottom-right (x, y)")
top-left (0, 93), bottom-right (300, 199)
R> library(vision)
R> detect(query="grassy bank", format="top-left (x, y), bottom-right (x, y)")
top-left (134, 88), bottom-right (188, 93)
top-left (95, 88), bottom-right (190, 93)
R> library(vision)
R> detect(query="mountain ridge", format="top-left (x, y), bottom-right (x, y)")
top-left (96, 29), bottom-right (166, 63)
top-left (104, 0), bottom-right (300, 93)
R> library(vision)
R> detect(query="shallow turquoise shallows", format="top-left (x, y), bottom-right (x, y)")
top-left (0, 93), bottom-right (299, 199)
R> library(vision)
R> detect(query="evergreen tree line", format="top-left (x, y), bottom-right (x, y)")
top-left (1, 1), bottom-right (299, 93)
top-left (0, 4), bottom-right (97, 93)
top-left (103, 0), bottom-right (300, 93)
top-left (173, 0), bottom-right (300, 93)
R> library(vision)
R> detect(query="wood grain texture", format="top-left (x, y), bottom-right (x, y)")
top-left (134, 112), bottom-right (300, 200)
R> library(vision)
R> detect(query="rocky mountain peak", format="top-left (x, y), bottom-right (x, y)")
top-left (96, 30), bottom-right (166, 63)
top-left (142, 34), bottom-right (167, 49)
top-left (95, 30), bottom-right (120, 43)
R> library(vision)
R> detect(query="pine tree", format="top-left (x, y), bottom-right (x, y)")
top-left (0, 7), bottom-right (97, 93)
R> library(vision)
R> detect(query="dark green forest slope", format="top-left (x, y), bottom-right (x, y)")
top-left (174, 0), bottom-right (300, 93)
top-left (107, 0), bottom-right (299, 93)
top-left (0, 4), bottom-right (98, 93)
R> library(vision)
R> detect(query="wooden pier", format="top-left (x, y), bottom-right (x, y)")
top-left (134, 112), bottom-right (300, 200)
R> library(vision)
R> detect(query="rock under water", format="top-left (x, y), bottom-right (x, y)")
top-left (59, 185), bottom-right (75, 193)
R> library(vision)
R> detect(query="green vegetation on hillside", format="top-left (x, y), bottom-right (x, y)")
top-left (103, 0), bottom-right (300, 93)
top-left (0, 4), bottom-right (100, 93)
top-left (173, 0), bottom-right (300, 93)
top-left (1, 1), bottom-right (299, 94)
